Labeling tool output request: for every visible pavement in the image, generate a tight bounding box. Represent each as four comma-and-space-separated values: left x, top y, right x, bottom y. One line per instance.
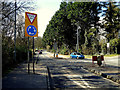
2, 60, 48, 89
50, 53, 120, 85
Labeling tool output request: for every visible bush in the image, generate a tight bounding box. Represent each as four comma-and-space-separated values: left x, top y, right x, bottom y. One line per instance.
59, 48, 69, 55
2, 44, 28, 76
46, 45, 50, 52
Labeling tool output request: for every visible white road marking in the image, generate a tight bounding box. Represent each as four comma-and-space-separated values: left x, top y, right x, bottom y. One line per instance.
61, 67, 95, 88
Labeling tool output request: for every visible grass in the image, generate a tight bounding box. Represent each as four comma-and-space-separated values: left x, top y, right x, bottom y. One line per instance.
104, 54, 119, 57
53, 51, 119, 59
84, 54, 119, 59
84, 55, 92, 59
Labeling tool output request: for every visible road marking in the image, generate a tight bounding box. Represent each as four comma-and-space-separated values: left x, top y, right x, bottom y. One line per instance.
41, 54, 95, 88
60, 67, 95, 88
67, 75, 95, 88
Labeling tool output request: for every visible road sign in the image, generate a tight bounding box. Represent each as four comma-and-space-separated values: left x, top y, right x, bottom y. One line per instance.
118, 30, 120, 38
107, 43, 110, 48
25, 12, 38, 37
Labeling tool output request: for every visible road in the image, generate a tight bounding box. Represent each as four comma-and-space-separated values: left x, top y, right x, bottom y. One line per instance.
44, 51, 120, 67
36, 51, 120, 89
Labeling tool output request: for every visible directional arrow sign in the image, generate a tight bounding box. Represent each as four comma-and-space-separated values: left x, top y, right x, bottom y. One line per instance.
25, 12, 38, 37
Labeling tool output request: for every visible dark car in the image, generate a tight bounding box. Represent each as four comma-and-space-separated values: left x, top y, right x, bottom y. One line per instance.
39, 50, 42, 54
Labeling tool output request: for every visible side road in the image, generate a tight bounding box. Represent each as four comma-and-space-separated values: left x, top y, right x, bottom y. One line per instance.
2, 60, 48, 89
47, 52, 120, 84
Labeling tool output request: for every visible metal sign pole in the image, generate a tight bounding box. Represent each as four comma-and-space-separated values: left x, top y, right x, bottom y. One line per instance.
28, 37, 30, 74
14, 0, 16, 62
33, 37, 35, 74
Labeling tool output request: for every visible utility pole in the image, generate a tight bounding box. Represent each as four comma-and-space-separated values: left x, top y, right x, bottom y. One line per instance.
75, 21, 81, 52
76, 26, 80, 52
54, 39, 56, 57
14, 0, 16, 62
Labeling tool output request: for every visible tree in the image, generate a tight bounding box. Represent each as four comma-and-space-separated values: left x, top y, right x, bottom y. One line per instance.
100, 2, 120, 54
34, 37, 43, 49
101, 2, 120, 41
42, 2, 102, 55
2, 0, 35, 74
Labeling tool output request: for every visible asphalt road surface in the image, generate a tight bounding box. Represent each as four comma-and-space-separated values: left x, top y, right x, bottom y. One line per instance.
36, 51, 120, 89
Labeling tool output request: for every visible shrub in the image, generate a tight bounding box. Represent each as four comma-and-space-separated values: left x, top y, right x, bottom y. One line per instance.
46, 45, 50, 52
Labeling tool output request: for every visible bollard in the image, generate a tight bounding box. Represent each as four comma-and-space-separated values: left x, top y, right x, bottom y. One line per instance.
97, 56, 102, 66
92, 56, 97, 64
56, 54, 58, 58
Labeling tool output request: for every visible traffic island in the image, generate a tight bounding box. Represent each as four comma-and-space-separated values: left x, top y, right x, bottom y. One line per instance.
81, 63, 120, 84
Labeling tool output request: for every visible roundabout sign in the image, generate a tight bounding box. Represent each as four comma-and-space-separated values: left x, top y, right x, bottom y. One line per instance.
27, 25, 37, 36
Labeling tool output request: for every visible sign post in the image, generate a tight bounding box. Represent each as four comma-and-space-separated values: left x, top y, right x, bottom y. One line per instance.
28, 37, 30, 74
107, 43, 110, 54
25, 12, 38, 74
54, 42, 57, 57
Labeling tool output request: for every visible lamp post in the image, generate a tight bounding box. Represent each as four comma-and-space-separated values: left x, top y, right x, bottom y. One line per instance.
77, 26, 79, 52
76, 24, 81, 52
54, 39, 56, 57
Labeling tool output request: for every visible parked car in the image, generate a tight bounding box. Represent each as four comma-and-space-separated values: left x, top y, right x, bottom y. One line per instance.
70, 52, 85, 59
35, 50, 39, 52
35, 50, 42, 54
39, 50, 42, 54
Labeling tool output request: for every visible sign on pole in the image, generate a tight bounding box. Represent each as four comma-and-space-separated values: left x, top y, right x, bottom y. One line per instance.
107, 43, 110, 48
118, 30, 120, 38
25, 12, 38, 37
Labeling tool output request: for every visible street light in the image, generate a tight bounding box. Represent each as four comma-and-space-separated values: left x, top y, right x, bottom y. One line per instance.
75, 21, 81, 52
76, 26, 81, 52
54, 39, 56, 57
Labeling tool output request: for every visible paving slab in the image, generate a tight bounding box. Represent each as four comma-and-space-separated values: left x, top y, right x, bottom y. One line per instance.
2, 62, 48, 89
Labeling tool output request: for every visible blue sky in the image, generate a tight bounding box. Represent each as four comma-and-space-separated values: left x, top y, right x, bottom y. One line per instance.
33, 0, 62, 37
